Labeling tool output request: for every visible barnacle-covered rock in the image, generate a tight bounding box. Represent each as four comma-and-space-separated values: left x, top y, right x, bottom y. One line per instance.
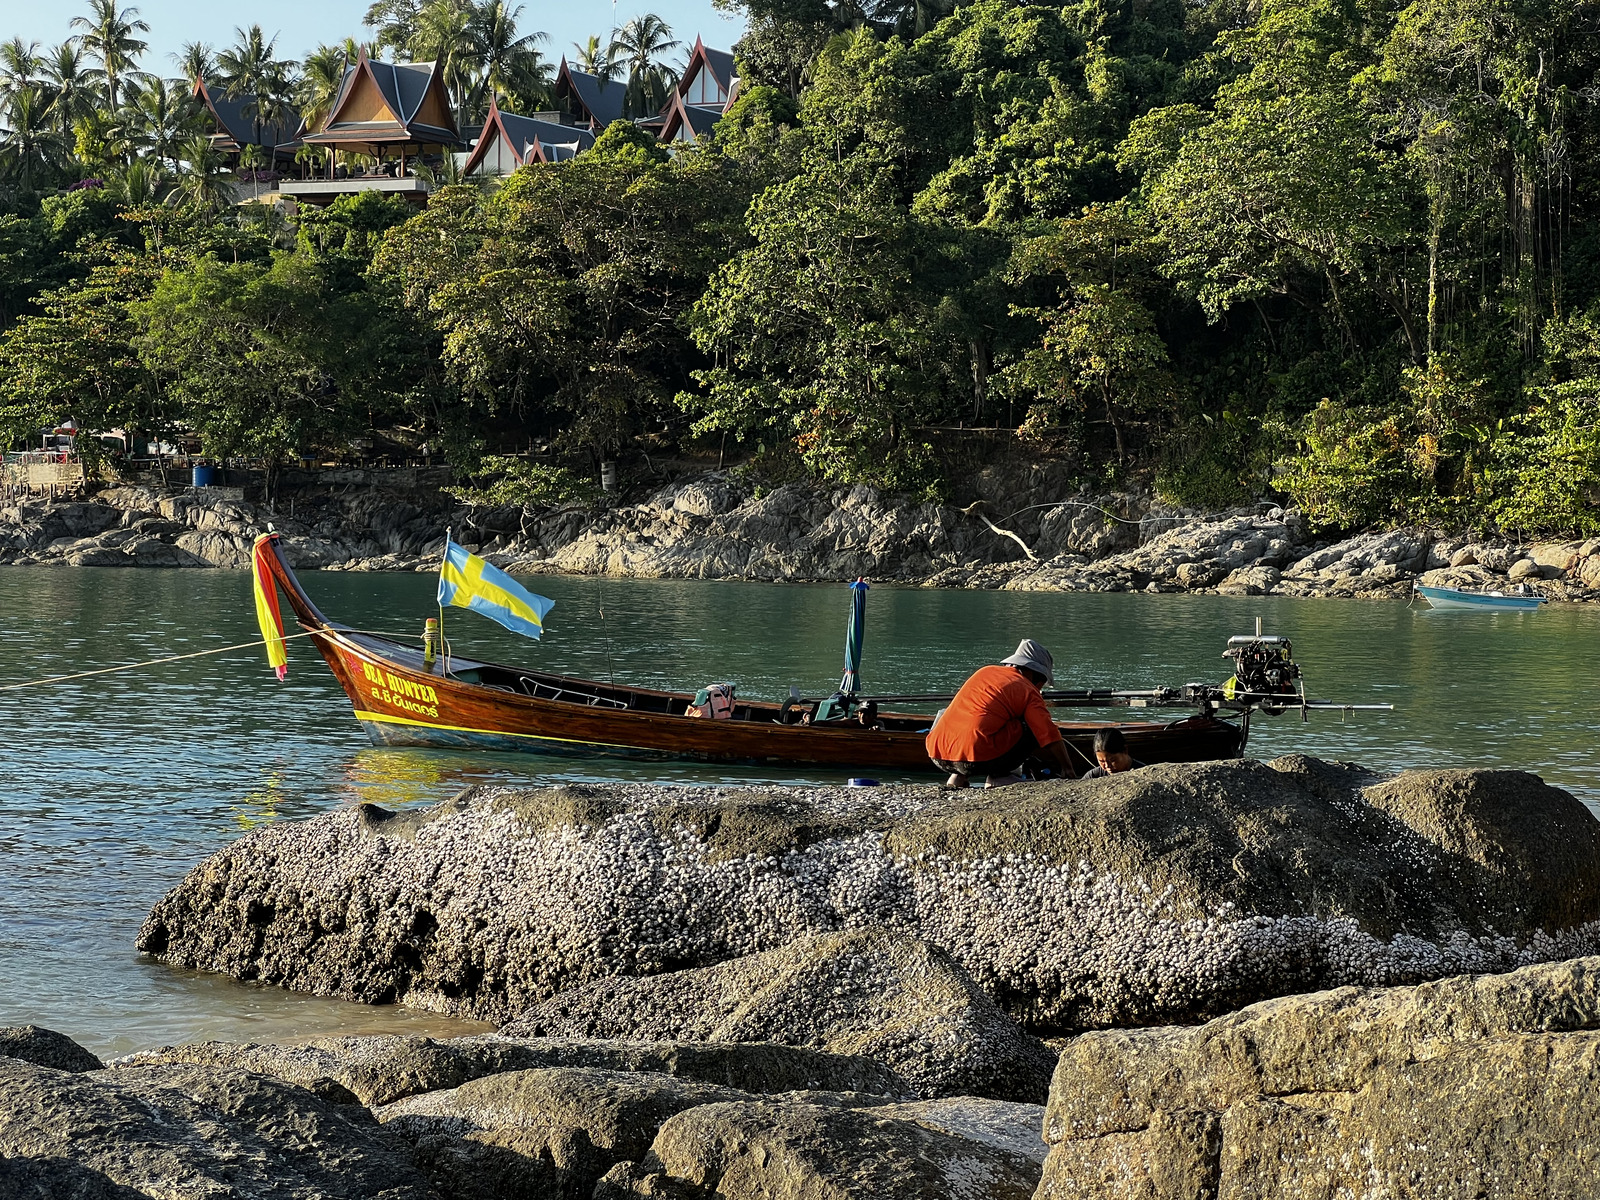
502, 928, 1055, 1102
139, 761, 1600, 1036
1039, 955, 1600, 1197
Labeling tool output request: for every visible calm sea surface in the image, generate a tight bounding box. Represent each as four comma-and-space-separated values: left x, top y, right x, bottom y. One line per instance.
2, 566, 1597, 1055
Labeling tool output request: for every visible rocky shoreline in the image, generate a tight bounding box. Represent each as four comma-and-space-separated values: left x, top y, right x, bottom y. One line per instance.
9, 759, 1600, 1196
4, 475, 1599, 601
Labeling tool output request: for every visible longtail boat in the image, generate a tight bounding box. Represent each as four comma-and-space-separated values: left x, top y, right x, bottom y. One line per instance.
251, 532, 1384, 775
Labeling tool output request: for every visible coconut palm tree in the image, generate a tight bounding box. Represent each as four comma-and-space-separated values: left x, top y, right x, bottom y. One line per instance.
168, 132, 234, 213
112, 155, 162, 204
468, 0, 550, 115
171, 41, 215, 89
216, 26, 297, 167
571, 35, 620, 82
608, 14, 679, 119
0, 86, 71, 192
42, 42, 101, 136
69, 0, 150, 114
298, 44, 347, 129
0, 39, 45, 103
123, 75, 195, 173
409, 0, 476, 119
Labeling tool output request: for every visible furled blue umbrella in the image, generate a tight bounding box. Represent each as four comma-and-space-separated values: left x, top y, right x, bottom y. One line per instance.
838, 578, 870, 698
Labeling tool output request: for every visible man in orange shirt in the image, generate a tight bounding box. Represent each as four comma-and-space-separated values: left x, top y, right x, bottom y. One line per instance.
926, 639, 1072, 788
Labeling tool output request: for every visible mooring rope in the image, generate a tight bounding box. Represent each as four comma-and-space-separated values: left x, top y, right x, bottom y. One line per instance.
0, 627, 414, 693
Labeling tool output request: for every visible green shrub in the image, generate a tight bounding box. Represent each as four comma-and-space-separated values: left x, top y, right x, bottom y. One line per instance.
447, 458, 600, 508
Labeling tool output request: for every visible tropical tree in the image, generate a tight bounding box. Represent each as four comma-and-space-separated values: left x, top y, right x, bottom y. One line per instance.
366, 0, 425, 59
123, 75, 195, 173
609, 14, 680, 118
571, 35, 619, 81
112, 156, 163, 205
468, 0, 550, 114
298, 43, 348, 132
215, 25, 298, 169
0, 86, 72, 192
167, 133, 234, 213
0, 38, 45, 101
409, 0, 477, 118
69, 0, 150, 113
171, 41, 214, 88
42, 41, 101, 136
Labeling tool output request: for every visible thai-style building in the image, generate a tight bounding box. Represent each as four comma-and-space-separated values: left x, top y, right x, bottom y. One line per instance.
287, 39, 740, 196
551, 60, 629, 132
281, 49, 463, 205
192, 77, 301, 167
461, 97, 598, 177
657, 38, 739, 144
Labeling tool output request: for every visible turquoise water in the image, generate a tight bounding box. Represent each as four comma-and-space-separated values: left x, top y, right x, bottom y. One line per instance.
2, 566, 1597, 1055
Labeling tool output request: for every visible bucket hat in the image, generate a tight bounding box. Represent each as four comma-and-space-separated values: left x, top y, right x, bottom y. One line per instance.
1001, 638, 1054, 684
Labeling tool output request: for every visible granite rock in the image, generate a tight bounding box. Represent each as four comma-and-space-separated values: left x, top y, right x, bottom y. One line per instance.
0, 1026, 103, 1072
139, 762, 1600, 1036
1038, 955, 1600, 1198
502, 927, 1055, 1102
609, 1099, 1041, 1200
109, 1033, 907, 1107
0, 1053, 432, 1199
376, 1066, 752, 1200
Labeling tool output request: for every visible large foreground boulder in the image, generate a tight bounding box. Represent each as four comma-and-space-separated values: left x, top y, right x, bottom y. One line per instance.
0, 1048, 431, 1199
376, 1066, 755, 1199
139, 761, 1600, 1032
109, 1033, 908, 1106
503, 928, 1055, 1102
1038, 955, 1600, 1197
603, 1099, 1041, 1199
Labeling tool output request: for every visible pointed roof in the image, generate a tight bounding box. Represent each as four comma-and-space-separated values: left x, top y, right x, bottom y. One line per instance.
463, 96, 597, 175
677, 37, 736, 100
657, 88, 727, 144
302, 49, 461, 147
554, 58, 627, 131
192, 77, 301, 153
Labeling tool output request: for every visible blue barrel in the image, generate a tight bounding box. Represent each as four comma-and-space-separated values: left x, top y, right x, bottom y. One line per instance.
192, 465, 219, 488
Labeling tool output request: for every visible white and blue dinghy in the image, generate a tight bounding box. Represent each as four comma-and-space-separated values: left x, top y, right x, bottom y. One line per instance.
1414, 583, 1547, 611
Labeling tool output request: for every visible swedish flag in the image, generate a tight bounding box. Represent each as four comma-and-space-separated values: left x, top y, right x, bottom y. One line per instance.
437, 538, 554, 640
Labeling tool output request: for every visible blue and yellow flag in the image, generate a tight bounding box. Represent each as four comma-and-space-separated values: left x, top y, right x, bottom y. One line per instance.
437, 538, 554, 640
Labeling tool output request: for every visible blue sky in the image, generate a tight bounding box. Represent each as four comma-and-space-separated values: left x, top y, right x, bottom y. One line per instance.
13, 0, 746, 75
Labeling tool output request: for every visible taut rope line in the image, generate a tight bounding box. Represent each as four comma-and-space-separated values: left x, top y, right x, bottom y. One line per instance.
0, 627, 410, 693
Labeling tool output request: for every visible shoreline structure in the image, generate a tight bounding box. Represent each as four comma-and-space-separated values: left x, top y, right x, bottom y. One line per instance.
5, 761, 1598, 1196
2, 472, 1597, 601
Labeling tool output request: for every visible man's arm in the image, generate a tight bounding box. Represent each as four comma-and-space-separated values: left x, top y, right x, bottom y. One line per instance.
1039, 737, 1072, 777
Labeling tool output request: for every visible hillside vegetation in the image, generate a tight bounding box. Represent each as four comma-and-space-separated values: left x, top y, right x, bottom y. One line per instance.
2, 0, 1598, 535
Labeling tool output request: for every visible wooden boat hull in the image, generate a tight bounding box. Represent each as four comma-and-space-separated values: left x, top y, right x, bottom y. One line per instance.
256, 535, 1246, 775
1415, 583, 1545, 611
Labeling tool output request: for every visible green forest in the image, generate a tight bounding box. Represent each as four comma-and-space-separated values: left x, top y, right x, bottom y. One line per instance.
1, 0, 1598, 535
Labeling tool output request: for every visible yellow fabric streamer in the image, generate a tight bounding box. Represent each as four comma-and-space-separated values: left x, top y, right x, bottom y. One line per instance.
251, 535, 289, 681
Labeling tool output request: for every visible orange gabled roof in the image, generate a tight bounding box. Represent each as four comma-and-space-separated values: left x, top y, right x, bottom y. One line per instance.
304, 48, 461, 147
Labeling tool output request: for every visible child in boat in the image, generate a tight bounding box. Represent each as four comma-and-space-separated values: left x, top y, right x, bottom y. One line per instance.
1081, 727, 1146, 778
926, 639, 1072, 789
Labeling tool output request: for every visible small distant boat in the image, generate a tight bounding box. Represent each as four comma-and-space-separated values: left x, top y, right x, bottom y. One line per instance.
1415, 583, 1546, 611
